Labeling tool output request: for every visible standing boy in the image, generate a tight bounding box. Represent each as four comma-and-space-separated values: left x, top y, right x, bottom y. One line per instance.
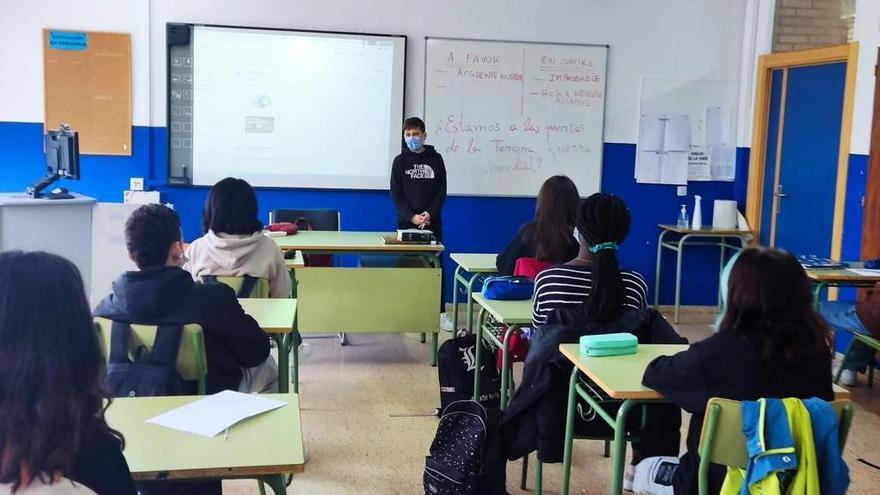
390, 117, 447, 240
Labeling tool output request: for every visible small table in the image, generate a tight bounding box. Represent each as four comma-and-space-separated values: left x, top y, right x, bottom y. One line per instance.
106, 393, 305, 495
238, 298, 297, 393
654, 225, 751, 323
450, 253, 498, 335
557, 344, 851, 495
472, 293, 532, 409
275, 231, 444, 366
804, 264, 880, 307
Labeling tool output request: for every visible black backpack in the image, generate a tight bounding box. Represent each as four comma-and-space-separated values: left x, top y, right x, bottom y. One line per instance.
201, 274, 260, 298
437, 333, 500, 411
105, 321, 186, 398
424, 400, 488, 495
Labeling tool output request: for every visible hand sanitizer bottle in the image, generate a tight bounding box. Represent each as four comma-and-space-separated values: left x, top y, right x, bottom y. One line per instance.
677, 204, 689, 229
692, 195, 703, 230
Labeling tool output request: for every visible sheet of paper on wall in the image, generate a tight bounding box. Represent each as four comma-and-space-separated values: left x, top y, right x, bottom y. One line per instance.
709, 143, 736, 181
662, 114, 691, 152
705, 105, 731, 147
638, 114, 666, 152
660, 152, 688, 185
636, 151, 662, 182
688, 145, 711, 181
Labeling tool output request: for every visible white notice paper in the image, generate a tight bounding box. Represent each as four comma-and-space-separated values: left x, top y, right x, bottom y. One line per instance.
705, 105, 731, 147
688, 145, 710, 181
662, 115, 691, 152
638, 115, 666, 152
709, 143, 736, 181
660, 152, 689, 185
146, 390, 286, 437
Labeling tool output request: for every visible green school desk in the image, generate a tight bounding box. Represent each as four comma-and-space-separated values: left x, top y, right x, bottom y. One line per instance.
274, 231, 443, 369
450, 253, 498, 335
238, 298, 297, 393
106, 393, 305, 495
557, 344, 850, 495
805, 264, 880, 308
654, 225, 751, 324
284, 250, 305, 270
471, 293, 532, 410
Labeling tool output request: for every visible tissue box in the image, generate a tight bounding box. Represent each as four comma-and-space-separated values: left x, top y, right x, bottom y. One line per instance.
579, 332, 638, 357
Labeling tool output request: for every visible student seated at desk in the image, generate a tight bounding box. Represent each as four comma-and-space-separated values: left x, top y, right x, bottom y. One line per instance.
819, 283, 880, 386
531, 192, 648, 327
643, 247, 834, 495
495, 175, 580, 276
184, 177, 291, 298
95, 204, 277, 394
0, 251, 135, 495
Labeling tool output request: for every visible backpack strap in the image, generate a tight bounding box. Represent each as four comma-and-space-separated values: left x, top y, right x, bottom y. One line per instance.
236, 275, 259, 298
109, 321, 133, 364
148, 324, 184, 368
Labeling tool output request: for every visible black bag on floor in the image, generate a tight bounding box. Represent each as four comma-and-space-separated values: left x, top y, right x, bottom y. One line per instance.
424, 401, 488, 495
437, 333, 500, 411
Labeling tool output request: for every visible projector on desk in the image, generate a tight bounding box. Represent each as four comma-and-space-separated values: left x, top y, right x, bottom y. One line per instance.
397, 229, 434, 242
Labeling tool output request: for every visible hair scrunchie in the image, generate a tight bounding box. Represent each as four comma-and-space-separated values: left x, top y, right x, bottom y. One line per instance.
589, 242, 618, 254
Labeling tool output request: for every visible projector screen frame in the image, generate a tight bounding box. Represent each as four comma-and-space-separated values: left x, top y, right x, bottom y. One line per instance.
164, 22, 408, 190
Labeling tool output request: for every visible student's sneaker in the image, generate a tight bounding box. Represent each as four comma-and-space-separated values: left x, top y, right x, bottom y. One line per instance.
839, 369, 858, 387
623, 464, 635, 491
440, 312, 455, 332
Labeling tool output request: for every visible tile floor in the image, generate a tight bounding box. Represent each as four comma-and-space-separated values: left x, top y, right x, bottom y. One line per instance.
223, 309, 880, 494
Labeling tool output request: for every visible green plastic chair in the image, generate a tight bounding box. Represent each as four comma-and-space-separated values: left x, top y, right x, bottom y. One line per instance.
835, 328, 880, 387
209, 276, 271, 298
94, 317, 208, 395
697, 398, 853, 495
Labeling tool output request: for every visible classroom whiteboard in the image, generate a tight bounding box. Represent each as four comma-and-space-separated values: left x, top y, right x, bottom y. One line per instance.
424, 38, 607, 196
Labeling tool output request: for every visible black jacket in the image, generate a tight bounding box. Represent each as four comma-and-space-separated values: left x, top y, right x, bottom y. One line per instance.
501, 308, 685, 462
390, 145, 447, 232
94, 267, 270, 394
642, 331, 834, 495
69, 426, 137, 495
495, 222, 579, 275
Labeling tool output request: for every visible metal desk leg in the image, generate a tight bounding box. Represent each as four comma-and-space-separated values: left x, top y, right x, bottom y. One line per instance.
718, 242, 726, 309
257, 475, 287, 495
654, 230, 669, 308
814, 282, 827, 311
452, 265, 463, 333
673, 234, 694, 324
560, 368, 579, 495
610, 400, 638, 495
500, 325, 518, 410
431, 331, 438, 367
274, 334, 289, 394
472, 307, 487, 401
466, 275, 482, 335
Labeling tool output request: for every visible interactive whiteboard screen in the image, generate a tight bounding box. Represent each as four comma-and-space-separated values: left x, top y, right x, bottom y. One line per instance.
169, 25, 406, 189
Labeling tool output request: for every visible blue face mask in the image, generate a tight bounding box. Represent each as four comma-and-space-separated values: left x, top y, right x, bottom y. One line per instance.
405, 135, 424, 152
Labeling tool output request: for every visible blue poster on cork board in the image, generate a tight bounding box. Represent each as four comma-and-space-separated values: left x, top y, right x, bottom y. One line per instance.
49, 31, 87, 51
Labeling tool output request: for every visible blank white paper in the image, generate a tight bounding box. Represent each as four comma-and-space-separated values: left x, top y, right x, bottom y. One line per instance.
146, 390, 286, 438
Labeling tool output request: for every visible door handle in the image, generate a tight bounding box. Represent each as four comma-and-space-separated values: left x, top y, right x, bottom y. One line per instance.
775, 184, 787, 215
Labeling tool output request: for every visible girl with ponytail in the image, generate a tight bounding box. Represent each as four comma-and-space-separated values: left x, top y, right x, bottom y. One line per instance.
531, 193, 648, 327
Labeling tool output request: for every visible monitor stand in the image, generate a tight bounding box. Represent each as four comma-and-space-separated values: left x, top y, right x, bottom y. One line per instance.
26, 172, 72, 199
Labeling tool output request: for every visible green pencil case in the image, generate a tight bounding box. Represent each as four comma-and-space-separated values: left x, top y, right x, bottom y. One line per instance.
579, 333, 638, 357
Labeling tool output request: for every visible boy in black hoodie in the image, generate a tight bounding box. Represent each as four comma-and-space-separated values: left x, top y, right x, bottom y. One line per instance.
390, 117, 447, 240
94, 204, 274, 395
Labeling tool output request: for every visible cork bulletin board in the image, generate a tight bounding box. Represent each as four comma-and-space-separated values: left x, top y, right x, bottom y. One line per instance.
43, 29, 132, 156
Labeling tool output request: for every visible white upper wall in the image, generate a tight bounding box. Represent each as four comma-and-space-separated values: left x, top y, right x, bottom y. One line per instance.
2, 0, 747, 145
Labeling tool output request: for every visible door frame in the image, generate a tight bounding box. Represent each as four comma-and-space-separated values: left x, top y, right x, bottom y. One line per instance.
746, 43, 859, 261
862, 47, 880, 260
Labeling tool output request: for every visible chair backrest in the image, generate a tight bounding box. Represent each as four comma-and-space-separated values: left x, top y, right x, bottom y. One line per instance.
207, 275, 270, 298
94, 317, 208, 395
270, 209, 340, 231
697, 397, 853, 494
513, 257, 553, 280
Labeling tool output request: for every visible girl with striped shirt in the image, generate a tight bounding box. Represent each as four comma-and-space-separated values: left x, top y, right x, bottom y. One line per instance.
531, 192, 648, 327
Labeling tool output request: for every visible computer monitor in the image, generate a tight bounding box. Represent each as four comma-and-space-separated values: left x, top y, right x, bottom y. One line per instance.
45, 126, 80, 180
27, 124, 80, 199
